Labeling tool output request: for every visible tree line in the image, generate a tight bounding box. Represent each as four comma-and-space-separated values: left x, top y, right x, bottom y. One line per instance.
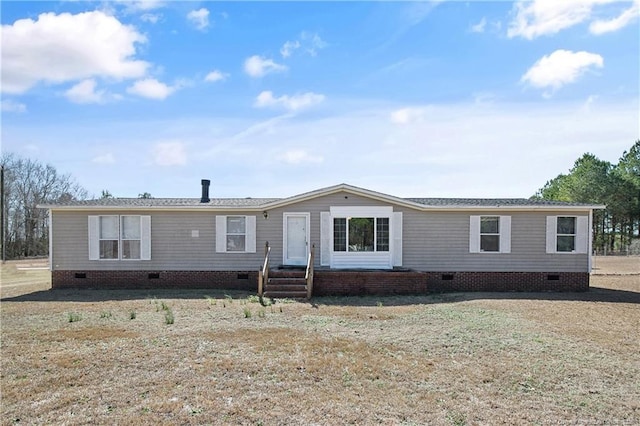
1, 153, 154, 260
1, 154, 88, 259
534, 140, 640, 254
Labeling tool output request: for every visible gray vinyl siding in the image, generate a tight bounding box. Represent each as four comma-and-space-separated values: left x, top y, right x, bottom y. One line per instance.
398, 209, 589, 272
50, 191, 590, 273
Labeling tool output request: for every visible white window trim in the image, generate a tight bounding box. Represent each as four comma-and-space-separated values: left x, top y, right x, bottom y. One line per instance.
322, 206, 400, 269
470, 215, 511, 254
215, 215, 256, 253
546, 216, 588, 254
332, 217, 391, 253
89, 215, 151, 261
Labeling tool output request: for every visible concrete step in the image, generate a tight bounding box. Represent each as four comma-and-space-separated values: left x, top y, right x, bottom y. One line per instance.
263, 290, 309, 299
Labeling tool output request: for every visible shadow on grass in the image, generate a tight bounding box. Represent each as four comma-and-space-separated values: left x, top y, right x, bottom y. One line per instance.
2, 286, 638, 305
1, 288, 254, 303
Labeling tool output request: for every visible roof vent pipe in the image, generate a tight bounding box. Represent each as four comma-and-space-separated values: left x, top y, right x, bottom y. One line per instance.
201, 179, 210, 203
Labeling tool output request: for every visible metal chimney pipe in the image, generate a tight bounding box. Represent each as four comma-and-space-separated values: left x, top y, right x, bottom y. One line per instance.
200, 179, 210, 203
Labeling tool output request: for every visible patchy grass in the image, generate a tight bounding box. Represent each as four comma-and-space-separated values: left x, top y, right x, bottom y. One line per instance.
1, 257, 639, 424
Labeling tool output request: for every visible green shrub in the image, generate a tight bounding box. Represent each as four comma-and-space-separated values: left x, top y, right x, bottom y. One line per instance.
164, 308, 174, 325
243, 307, 252, 318
67, 312, 81, 323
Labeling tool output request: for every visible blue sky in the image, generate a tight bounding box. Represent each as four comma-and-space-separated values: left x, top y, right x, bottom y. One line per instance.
2, 0, 639, 199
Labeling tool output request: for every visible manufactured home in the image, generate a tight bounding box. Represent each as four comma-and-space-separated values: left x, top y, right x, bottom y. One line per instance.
41, 181, 603, 296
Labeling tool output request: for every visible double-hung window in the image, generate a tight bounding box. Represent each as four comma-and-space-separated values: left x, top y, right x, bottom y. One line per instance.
556, 217, 576, 252
480, 216, 500, 252
121, 216, 142, 259
215, 215, 256, 253
226, 216, 246, 252
333, 217, 390, 252
470, 216, 511, 253
546, 216, 588, 254
89, 215, 151, 260
99, 216, 119, 259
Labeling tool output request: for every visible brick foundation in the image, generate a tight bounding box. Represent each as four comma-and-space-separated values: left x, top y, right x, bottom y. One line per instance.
52, 269, 589, 294
313, 271, 589, 295
52, 270, 257, 291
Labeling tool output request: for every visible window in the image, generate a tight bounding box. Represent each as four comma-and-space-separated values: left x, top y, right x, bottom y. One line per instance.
470, 215, 511, 254
121, 216, 141, 259
546, 216, 588, 254
333, 218, 346, 251
226, 216, 246, 252
480, 216, 500, 252
556, 217, 576, 252
99, 216, 119, 259
89, 215, 151, 261
333, 217, 389, 252
215, 215, 256, 253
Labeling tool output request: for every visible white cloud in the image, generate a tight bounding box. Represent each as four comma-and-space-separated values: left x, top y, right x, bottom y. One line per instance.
254, 91, 325, 112
140, 13, 161, 24
1, 11, 149, 94
507, 0, 608, 39
280, 40, 300, 58
279, 149, 324, 165
64, 79, 108, 104
390, 107, 427, 125
280, 32, 327, 58
521, 49, 604, 94
470, 17, 487, 33
590, 0, 640, 34
152, 142, 187, 166
243, 55, 287, 78
1, 99, 27, 113
187, 8, 210, 31
92, 153, 116, 164
116, 0, 165, 12
204, 70, 228, 82
126, 78, 176, 100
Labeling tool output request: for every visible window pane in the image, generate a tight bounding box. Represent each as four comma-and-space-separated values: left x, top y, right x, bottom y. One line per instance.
122, 240, 141, 259
557, 217, 576, 235
480, 217, 499, 234
122, 216, 141, 239
99, 240, 118, 259
376, 218, 389, 252
100, 216, 118, 239
227, 235, 246, 251
333, 218, 346, 252
349, 218, 374, 252
481, 235, 500, 252
557, 236, 575, 252
227, 216, 246, 234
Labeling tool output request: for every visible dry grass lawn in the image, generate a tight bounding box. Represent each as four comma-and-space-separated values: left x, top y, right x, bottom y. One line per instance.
1, 258, 639, 425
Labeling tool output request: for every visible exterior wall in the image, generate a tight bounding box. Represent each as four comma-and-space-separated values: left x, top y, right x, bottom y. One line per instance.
50, 191, 591, 274
52, 269, 589, 293
398, 209, 590, 273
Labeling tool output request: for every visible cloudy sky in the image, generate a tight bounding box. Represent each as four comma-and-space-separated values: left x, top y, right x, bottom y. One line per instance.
1, 0, 638, 199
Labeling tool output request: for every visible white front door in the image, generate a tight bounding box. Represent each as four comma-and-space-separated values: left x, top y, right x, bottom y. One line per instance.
283, 213, 310, 266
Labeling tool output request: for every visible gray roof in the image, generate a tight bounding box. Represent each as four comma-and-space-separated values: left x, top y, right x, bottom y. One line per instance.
51, 197, 280, 208
40, 184, 602, 210
405, 198, 595, 207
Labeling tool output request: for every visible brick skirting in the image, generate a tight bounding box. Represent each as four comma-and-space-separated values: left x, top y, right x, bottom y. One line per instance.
52, 270, 257, 291
313, 271, 589, 295
52, 269, 589, 294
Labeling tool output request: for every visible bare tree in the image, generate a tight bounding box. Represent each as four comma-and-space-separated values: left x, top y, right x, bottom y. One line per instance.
1, 154, 88, 259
